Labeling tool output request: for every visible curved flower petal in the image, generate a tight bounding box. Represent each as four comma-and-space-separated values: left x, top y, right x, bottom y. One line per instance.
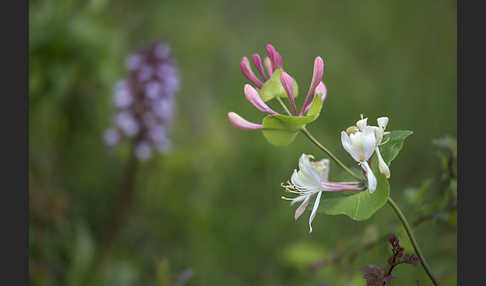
227, 112, 263, 131
309, 191, 322, 233
361, 127, 377, 160
298, 154, 322, 186
311, 158, 330, 182
341, 131, 361, 162
356, 118, 368, 131
377, 117, 389, 130
361, 161, 377, 193
376, 146, 390, 178
295, 195, 311, 220
244, 84, 278, 115
349, 128, 376, 161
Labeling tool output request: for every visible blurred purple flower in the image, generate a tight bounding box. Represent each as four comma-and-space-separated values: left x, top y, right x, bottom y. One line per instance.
104, 41, 179, 161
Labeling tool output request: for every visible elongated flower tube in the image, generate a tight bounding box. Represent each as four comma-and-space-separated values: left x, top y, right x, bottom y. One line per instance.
300, 57, 324, 115
282, 154, 362, 233
227, 112, 263, 131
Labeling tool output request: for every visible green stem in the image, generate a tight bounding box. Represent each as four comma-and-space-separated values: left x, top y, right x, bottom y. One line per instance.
387, 197, 440, 286
275, 96, 292, 116
300, 127, 361, 180
274, 96, 360, 181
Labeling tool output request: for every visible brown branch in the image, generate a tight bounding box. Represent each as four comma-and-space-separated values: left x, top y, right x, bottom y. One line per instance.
100, 146, 139, 260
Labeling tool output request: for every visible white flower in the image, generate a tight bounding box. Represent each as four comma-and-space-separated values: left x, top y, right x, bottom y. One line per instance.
282, 154, 361, 233
341, 116, 391, 193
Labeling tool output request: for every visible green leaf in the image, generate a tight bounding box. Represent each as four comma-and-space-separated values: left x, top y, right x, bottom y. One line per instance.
258, 69, 299, 102
317, 155, 390, 221
380, 130, 413, 165
305, 93, 323, 119
262, 114, 315, 146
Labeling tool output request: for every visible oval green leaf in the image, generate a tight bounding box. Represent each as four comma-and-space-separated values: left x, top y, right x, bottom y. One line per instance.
262, 114, 315, 146
380, 130, 413, 165
317, 156, 390, 221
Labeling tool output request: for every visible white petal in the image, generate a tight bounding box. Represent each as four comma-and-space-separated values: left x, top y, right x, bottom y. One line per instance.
308, 191, 323, 233
376, 147, 390, 178
297, 154, 322, 189
289, 194, 307, 205
341, 131, 360, 162
295, 195, 311, 220
361, 161, 377, 193
356, 118, 368, 131
291, 169, 320, 192
312, 158, 330, 182
377, 117, 389, 130
361, 127, 377, 160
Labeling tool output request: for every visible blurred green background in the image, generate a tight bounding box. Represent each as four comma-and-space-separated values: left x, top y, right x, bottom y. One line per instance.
29, 0, 456, 285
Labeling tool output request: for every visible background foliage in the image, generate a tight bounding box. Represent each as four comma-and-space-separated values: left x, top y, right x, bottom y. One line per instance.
29, 0, 457, 285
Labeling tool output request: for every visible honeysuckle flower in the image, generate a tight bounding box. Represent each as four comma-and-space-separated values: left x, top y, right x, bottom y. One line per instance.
104, 41, 179, 161
356, 116, 391, 179
341, 116, 391, 192
282, 154, 362, 233
228, 47, 327, 131
341, 120, 378, 193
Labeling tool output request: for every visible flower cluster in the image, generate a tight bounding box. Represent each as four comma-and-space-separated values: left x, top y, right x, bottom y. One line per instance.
341, 116, 390, 193
104, 41, 179, 161
228, 44, 327, 130
240, 44, 283, 89
282, 154, 363, 233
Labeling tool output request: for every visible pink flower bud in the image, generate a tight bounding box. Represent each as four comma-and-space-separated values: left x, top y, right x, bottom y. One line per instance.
252, 53, 267, 81
280, 72, 298, 115
300, 56, 324, 115
303, 81, 327, 114
240, 57, 263, 88
265, 44, 279, 72
244, 84, 278, 115
227, 112, 263, 131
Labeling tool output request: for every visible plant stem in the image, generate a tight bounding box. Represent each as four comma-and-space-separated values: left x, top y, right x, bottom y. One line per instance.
275, 96, 292, 116
101, 145, 139, 260
274, 96, 360, 181
300, 127, 361, 180
387, 197, 440, 286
